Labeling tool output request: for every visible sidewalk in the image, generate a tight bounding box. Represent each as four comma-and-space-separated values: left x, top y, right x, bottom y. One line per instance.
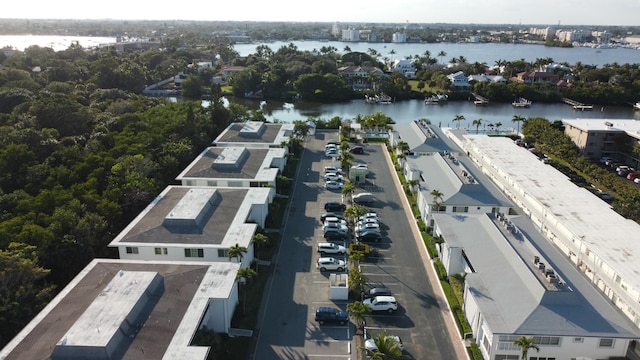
381, 143, 470, 360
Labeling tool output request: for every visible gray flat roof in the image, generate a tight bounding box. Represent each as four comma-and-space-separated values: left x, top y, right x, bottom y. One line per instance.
435, 213, 640, 338
408, 152, 511, 207
176, 146, 283, 182
214, 121, 293, 145
462, 135, 640, 300
110, 186, 269, 248
0, 259, 239, 360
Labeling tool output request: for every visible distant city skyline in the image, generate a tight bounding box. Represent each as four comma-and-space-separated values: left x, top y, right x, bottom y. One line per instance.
2, 0, 638, 27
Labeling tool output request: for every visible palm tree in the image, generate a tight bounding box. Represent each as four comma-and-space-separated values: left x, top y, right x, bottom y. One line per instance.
472, 118, 483, 134
342, 181, 356, 198
236, 267, 257, 315
430, 189, 444, 212
407, 179, 419, 194
228, 243, 247, 263
367, 330, 403, 360
346, 300, 371, 330
349, 252, 365, 267
513, 336, 539, 360
452, 114, 466, 129
495, 121, 503, 134
512, 114, 526, 135
251, 233, 270, 261
437, 50, 447, 65
396, 141, 410, 155
345, 204, 367, 225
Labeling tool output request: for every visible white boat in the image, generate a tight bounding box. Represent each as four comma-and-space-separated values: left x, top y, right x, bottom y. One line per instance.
365, 94, 392, 104
512, 97, 532, 108
634, 101, 640, 110
425, 96, 439, 105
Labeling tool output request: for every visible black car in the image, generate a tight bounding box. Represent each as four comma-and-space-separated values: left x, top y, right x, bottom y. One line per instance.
320, 212, 345, 222
324, 201, 347, 212
324, 229, 349, 240
315, 307, 348, 325
367, 287, 392, 298
357, 231, 382, 243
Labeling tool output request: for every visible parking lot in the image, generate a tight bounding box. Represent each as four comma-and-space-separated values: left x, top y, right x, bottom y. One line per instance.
251, 130, 461, 359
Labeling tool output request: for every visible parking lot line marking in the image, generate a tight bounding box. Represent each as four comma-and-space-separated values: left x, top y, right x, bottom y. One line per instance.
363, 326, 413, 331
311, 301, 349, 305
307, 355, 351, 358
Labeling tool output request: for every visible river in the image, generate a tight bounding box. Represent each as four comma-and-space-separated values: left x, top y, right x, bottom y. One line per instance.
222, 97, 640, 127
234, 40, 640, 68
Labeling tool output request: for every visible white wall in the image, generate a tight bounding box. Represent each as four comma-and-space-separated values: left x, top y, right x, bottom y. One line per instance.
117, 245, 255, 267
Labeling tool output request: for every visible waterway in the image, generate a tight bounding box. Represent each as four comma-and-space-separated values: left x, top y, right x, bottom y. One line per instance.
225, 97, 640, 127
234, 40, 640, 68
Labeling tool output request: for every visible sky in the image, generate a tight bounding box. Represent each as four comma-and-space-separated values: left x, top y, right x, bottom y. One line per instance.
2, 0, 639, 26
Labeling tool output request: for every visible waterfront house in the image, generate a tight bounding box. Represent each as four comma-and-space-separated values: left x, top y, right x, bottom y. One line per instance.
446, 71, 472, 90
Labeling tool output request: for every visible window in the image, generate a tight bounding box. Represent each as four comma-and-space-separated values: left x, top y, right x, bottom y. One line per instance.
494, 355, 518, 360
125, 247, 139, 254
532, 336, 560, 346
155, 247, 168, 255
573, 337, 583, 343
185, 248, 204, 258
452, 206, 469, 213
218, 249, 229, 258
599, 338, 614, 348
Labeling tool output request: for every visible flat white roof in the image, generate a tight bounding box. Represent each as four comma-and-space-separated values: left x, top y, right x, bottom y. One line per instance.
463, 134, 640, 295
562, 118, 640, 135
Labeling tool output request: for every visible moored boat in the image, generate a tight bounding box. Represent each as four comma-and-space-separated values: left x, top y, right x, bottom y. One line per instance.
512, 97, 532, 108
425, 95, 439, 105
634, 101, 640, 110
365, 94, 393, 104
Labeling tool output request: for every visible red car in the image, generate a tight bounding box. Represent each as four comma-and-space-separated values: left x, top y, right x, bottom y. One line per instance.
350, 146, 364, 154
627, 172, 640, 180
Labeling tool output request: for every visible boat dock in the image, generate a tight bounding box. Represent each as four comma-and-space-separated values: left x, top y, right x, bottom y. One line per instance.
563, 98, 593, 111
472, 93, 489, 106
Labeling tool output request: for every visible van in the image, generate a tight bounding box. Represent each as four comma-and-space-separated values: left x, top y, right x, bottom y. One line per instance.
353, 192, 375, 204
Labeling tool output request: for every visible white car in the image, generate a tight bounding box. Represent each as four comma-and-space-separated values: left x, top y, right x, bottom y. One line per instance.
317, 242, 347, 255
360, 212, 379, 220
324, 173, 344, 182
363, 296, 398, 312
356, 222, 380, 232
316, 257, 346, 271
357, 217, 379, 225
364, 335, 404, 352
324, 217, 347, 226
325, 181, 344, 190
322, 223, 349, 233
324, 166, 342, 174
352, 163, 368, 169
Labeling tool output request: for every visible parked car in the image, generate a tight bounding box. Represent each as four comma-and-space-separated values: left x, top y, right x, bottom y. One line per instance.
355, 222, 380, 233
357, 218, 379, 226
363, 295, 398, 312
635, 177, 640, 184
350, 146, 364, 154
364, 335, 404, 352
366, 287, 392, 298
320, 212, 345, 222
324, 166, 342, 174
359, 212, 379, 221
323, 223, 349, 233
317, 242, 347, 255
627, 172, 640, 180
356, 231, 382, 243
316, 257, 346, 271
324, 202, 346, 212
324, 230, 349, 240
353, 192, 376, 204
315, 307, 348, 325
324, 217, 347, 226
324, 173, 344, 182
352, 163, 368, 169
325, 180, 344, 190
326, 140, 340, 146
